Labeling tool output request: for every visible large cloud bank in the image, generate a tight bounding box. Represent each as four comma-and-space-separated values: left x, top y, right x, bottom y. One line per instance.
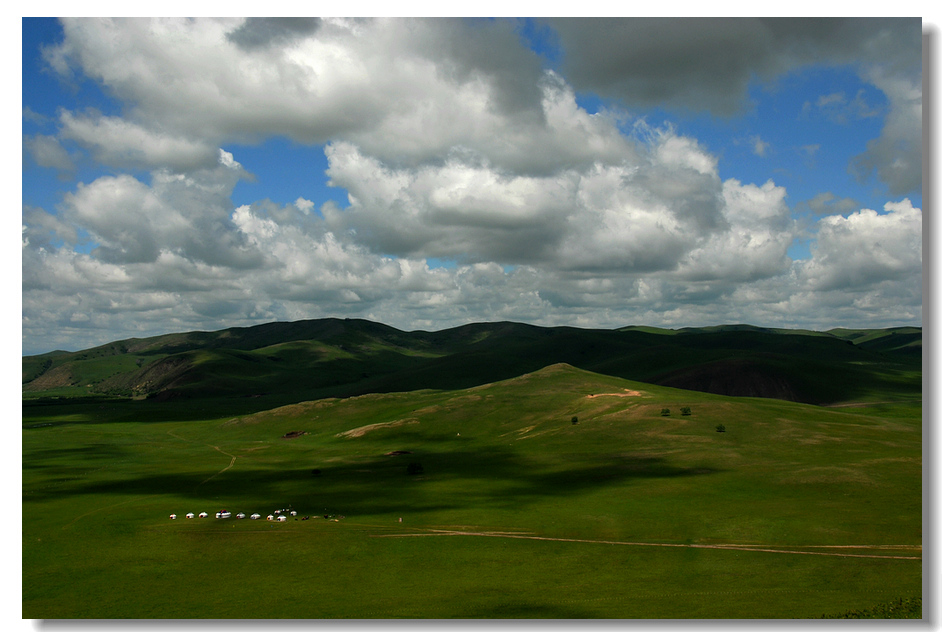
22, 18, 922, 354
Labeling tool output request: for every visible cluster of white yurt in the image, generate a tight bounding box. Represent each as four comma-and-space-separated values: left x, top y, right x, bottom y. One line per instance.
172, 506, 301, 521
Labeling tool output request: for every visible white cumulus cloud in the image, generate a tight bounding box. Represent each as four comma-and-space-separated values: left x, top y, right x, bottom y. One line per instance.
799, 198, 922, 291
20, 17, 924, 354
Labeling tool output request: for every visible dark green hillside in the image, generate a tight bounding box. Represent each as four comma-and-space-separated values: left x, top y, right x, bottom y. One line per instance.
828, 327, 922, 356
23, 318, 921, 410
339, 324, 920, 405
23, 318, 446, 403
22, 350, 71, 383
639, 329, 919, 404
619, 325, 679, 335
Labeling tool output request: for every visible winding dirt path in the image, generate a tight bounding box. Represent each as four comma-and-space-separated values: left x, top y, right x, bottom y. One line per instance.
62, 496, 156, 529
372, 529, 920, 560
823, 400, 923, 410
198, 445, 238, 486
166, 430, 237, 486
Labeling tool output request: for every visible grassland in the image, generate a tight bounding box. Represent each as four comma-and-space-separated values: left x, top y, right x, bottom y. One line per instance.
22, 363, 921, 618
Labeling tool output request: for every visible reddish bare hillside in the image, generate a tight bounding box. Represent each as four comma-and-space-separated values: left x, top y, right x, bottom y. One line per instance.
22, 364, 76, 391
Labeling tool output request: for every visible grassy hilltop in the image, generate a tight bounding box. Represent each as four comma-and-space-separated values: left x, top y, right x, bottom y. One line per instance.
22, 321, 922, 618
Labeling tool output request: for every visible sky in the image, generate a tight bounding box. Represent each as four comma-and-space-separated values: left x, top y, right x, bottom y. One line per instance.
20, 16, 928, 356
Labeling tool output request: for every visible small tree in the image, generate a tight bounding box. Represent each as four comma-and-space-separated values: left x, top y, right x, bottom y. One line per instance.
661, 408, 671, 417
571, 416, 579, 425
406, 462, 424, 475
680, 406, 692, 416
716, 424, 726, 433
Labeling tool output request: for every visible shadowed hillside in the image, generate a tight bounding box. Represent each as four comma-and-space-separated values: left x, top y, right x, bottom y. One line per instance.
23, 318, 921, 410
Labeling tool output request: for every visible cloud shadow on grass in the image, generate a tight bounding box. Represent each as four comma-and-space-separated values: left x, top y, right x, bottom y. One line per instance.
23, 444, 723, 519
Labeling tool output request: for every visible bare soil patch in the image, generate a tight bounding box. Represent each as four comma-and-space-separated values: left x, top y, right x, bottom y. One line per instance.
586, 389, 643, 399
338, 418, 419, 439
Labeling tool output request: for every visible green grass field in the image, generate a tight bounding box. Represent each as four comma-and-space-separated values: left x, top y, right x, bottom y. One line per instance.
22, 364, 921, 618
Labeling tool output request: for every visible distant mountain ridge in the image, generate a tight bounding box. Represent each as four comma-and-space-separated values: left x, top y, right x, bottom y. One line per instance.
22, 318, 921, 407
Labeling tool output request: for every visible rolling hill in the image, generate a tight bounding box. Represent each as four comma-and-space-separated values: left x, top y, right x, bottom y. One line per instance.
23, 318, 921, 410
22, 362, 922, 617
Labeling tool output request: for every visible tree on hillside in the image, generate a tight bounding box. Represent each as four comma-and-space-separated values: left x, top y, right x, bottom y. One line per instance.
571, 416, 579, 425
681, 407, 692, 416
661, 408, 670, 416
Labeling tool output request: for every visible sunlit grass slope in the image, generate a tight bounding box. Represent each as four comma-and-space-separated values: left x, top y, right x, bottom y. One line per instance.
23, 364, 921, 618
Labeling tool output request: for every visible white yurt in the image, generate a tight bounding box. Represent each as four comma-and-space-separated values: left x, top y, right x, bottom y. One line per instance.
236, 512, 246, 519
277, 515, 287, 522
267, 514, 274, 521
250, 513, 261, 520
199, 512, 208, 518
290, 511, 297, 516
186, 513, 194, 519
170, 514, 177, 519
